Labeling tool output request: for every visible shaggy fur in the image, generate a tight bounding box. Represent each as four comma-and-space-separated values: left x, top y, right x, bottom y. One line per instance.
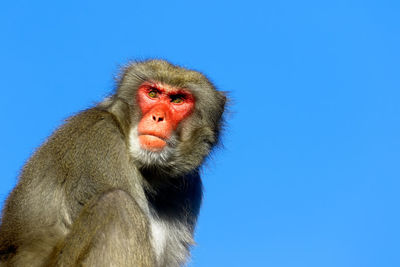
0, 60, 226, 267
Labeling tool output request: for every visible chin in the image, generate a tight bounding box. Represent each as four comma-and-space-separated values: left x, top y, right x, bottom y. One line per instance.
129, 126, 177, 168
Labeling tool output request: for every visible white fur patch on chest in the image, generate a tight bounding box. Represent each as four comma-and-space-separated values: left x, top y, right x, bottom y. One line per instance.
149, 217, 169, 260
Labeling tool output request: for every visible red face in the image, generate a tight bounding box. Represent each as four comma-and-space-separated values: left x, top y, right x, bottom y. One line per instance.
137, 82, 195, 151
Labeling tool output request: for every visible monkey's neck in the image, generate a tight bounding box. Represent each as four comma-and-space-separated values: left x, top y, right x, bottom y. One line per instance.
140, 168, 202, 227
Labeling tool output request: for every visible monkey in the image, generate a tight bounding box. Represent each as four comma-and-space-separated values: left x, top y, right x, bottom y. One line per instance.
0, 60, 226, 267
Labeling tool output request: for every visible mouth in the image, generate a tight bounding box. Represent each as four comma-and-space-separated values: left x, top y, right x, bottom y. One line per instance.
138, 134, 167, 151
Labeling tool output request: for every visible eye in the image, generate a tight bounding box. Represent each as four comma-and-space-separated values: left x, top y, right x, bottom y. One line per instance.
148, 89, 159, 98
170, 94, 185, 104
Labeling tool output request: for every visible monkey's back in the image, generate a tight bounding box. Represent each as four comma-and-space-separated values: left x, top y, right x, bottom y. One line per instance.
0, 108, 136, 263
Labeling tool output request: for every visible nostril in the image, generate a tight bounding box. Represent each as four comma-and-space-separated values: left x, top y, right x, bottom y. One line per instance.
152, 115, 164, 122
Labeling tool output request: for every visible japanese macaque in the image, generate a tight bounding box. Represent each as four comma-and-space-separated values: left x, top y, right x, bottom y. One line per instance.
0, 60, 226, 267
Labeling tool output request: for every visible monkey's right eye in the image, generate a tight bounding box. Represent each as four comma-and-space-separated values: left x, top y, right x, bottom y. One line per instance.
148, 89, 159, 98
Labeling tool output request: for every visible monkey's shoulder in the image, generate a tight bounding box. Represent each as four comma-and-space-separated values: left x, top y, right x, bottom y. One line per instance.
61, 107, 125, 139
22, 108, 129, 183
44, 108, 125, 150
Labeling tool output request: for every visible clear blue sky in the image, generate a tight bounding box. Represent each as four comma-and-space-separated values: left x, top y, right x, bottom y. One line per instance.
1, 1, 400, 266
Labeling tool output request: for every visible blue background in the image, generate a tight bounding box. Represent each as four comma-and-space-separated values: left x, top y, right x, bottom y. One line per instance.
1, 1, 399, 266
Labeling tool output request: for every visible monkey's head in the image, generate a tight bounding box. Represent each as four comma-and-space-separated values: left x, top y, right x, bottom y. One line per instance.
101, 60, 226, 176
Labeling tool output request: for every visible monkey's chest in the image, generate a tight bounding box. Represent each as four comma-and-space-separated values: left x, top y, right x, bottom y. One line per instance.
149, 218, 169, 259
148, 214, 193, 266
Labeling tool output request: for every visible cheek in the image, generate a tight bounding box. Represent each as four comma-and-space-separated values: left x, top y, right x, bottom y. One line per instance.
137, 92, 154, 115
169, 103, 195, 127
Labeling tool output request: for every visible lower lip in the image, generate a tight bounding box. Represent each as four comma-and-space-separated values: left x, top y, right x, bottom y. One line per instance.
138, 135, 167, 151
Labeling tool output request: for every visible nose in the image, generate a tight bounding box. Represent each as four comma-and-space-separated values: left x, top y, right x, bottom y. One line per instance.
152, 114, 164, 122
151, 109, 166, 122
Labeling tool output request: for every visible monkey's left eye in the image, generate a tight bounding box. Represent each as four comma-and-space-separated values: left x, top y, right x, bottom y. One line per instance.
148, 89, 159, 98
170, 95, 185, 104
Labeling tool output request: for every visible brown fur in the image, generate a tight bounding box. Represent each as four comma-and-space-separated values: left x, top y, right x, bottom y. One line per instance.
0, 60, 226, 267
